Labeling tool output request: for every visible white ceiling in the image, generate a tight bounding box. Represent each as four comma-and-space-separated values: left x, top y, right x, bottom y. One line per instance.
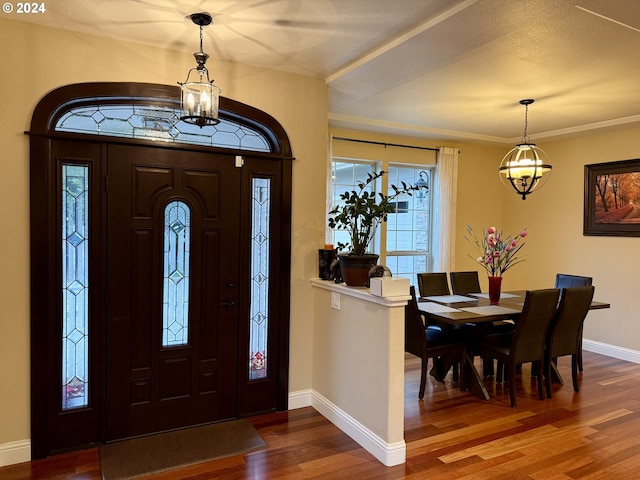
14, 0, 640, 144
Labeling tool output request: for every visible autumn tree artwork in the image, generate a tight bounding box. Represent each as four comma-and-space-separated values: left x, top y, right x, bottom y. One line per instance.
594, 171, 640, 224
585, 159, 640, 237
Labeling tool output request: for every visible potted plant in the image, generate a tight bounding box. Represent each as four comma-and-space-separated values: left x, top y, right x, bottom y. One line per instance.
328, 170, 426, 286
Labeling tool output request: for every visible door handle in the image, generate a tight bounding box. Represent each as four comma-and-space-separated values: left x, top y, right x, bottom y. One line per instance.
219, 299, 236, 309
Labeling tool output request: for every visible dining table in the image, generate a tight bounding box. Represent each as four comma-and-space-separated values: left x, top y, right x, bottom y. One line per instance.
417, 290, 610, 400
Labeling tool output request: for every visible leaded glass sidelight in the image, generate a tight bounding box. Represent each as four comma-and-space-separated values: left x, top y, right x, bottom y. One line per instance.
62, 165, 90, 410
249, 178, 271, 380
163, 201, 191, 346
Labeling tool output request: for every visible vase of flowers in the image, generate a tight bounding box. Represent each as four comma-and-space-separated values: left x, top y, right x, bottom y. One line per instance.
465, 225, 528, 305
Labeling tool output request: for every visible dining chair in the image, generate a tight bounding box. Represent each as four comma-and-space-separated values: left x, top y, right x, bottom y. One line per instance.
416, 272, 450, 297
554, 274, 593, 289
416, 272, 451, 329
544, 286, 595, 398
449, 271, 482, 295
450, 270, 513, 377
554, 273, 593, 372
405, 286, 467, 399
474, 288, 561, 407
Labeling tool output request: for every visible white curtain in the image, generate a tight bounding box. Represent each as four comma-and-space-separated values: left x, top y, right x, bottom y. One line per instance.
431, 146, 459, 272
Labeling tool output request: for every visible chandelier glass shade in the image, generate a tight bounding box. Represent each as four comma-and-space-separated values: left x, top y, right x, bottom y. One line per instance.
179, 13, 221, 128
499, 99, 552, 200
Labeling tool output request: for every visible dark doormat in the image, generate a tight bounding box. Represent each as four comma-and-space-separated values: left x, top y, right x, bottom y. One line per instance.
100, 419, 266, 480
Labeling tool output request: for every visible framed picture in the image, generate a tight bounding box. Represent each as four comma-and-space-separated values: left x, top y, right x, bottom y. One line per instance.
584, 158, 640, 236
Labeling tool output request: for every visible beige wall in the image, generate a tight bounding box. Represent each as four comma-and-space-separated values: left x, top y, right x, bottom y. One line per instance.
454, 140, 510, 279
0, 17, 327, 446
457, 129, 639, 351
330, 128, 439, 165
312, 281, 406, 465
499, 127, 640, 350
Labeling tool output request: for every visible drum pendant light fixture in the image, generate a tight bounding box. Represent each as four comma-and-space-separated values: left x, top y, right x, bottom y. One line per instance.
178, 13, 221, 128
499, 99, 552, 200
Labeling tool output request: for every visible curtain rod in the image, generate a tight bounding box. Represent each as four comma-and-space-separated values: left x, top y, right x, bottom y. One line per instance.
332, 136, 439, 152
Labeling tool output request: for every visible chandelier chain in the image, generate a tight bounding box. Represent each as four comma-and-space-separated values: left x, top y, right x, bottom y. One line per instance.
522, 103, 530, 144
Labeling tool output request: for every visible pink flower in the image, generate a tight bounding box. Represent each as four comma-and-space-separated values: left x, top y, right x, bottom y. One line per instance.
465, 224, 528, 277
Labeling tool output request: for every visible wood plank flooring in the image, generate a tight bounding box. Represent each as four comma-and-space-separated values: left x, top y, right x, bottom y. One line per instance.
3, 351, 640, 479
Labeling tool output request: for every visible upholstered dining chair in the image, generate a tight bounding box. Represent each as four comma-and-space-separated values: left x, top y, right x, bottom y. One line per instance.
416, 272, 450, 297
554, 274, 593, 372
450, 270, 513, 377
474, 288, 561, 407
416, 272, 451, 329
449, 271, 482, 295
545, 286, 595, 398
405, 286, 467, 399
555, 274, 593, 289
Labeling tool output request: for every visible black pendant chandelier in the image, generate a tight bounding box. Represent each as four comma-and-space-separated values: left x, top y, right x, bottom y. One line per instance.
178, 13, 221, 128
498, 99, 552, 200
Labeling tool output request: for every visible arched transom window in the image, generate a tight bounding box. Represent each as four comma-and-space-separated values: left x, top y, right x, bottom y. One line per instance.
55, 104, 271, 152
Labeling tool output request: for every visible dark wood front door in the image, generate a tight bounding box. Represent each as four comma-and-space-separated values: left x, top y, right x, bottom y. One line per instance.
31, 83, 293, 458
105, 144, 241, 440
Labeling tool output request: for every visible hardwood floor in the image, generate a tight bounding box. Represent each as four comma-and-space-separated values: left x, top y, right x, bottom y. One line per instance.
3, 351, 640, 479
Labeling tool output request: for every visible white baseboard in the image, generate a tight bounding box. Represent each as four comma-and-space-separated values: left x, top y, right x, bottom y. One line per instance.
0, 440, 30, 467
290, 388, 406, 466
583, 339, 640, 364
288, 388, 313, 409
310, 391, 406, 467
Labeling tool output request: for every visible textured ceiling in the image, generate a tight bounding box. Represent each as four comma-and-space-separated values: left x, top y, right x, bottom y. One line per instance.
12, 0, 640, 144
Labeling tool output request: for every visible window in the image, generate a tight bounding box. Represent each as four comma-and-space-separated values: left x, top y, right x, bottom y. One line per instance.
162, 201, 191, 347
329, 158, 434, 284
329, 159, 377, 251
249, 178, 271, 380
62, 164, 89, 410
385, 165, 432, 283
55, 104, 271, 152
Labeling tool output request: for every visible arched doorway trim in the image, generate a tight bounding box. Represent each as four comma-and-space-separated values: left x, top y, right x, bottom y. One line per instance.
29, 82, 293, 159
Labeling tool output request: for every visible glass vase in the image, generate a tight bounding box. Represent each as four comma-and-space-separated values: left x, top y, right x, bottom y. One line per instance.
488, 275, 502, 305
